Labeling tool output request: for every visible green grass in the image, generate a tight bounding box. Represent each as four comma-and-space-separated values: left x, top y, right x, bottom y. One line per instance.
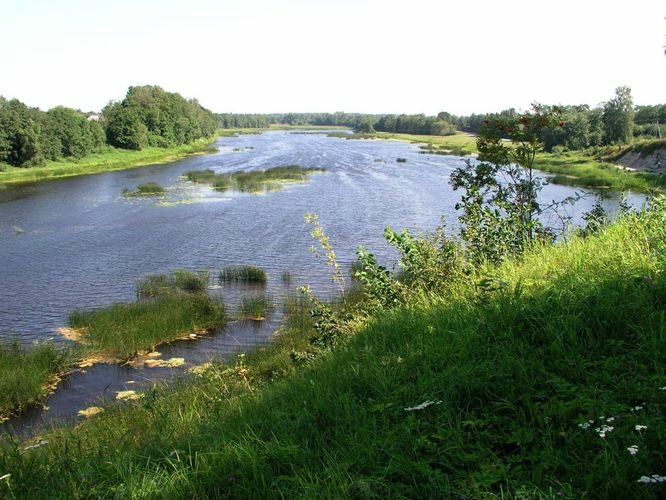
535, 151, 666, 192
0, 341, 71, 419
2, 201, 663, 497
136, 269, 210, 298
69, 294, 225, 359
122, 182, 166, 197
219, 265, 267, 284
185, 165, 325, 193
0, 135, 220, 186
237, 296, 274, 320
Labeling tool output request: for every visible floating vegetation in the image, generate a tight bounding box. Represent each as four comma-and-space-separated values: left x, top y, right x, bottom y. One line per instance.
78, 406, 104, 418
396, 158, 407, 163
238, 296, 274, 321
219, 265, 267, 284
232, 146, 255, 152
69, 294, 226, 359
184, 165, 324, 193
115, 390, 142, 401
122, 182, 165, 197
136, 269, 210, 298
144, 357, 185, 368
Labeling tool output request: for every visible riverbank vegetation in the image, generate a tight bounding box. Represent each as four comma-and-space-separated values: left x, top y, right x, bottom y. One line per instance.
0, 135, 218, 186
0, 195, 663, 497
0, 85, 219, 184
0, 342, 71, 420
185, 165, 324, 193
69, 294, 225, 360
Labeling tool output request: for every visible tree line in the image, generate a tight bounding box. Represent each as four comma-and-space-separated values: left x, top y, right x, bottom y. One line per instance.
0, 86, 217, 167
217, 86, 663, 149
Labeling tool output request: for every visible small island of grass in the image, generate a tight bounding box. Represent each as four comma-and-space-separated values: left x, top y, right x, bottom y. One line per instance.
184, 165, 324, 193
219, 265, 267, 284
122, 182, 166, 197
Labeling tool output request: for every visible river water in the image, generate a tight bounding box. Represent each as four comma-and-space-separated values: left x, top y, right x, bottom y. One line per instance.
0, 131, 642, 434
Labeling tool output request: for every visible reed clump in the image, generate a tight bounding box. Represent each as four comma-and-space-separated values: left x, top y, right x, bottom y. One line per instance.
219, 265, 267, 284
69, 294, 225, 359
122, 182, 166, 197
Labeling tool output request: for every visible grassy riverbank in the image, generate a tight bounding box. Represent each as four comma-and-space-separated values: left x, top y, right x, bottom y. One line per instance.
0, 135, 220, 186
535, 151, 666, 192
0, 342, 71, 421
1, 201, 664, 498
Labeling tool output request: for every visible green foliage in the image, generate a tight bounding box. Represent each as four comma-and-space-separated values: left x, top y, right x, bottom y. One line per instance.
103, 86, 217, 150
603, 86, 635, 145
0, 98, 41, 166
69, 294, 225, 359
305, 213, 345, 292
0, 341, 70, 418
451, 104, 559, 264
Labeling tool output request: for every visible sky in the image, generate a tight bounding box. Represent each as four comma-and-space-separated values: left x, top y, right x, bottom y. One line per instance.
1, 0, 664, 115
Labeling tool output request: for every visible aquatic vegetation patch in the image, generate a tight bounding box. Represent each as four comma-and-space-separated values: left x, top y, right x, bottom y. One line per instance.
69, 294, 226, 359
136, 269, 210, 298
219, 265, 267, 284
184, 165, 324, 193
122, 182, 165, 197
0, 341, 71, 419
237, 295, 274, 320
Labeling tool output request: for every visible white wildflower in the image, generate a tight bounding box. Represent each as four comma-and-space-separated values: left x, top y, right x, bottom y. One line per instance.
627, 445, 639, 455
635, 425, 648, 432
660, 386, 666, 391
633, 406, 644, 411
594, 424, 614, 438
23, 439, 48, 451
404, 400, 442, 412
0, 474, 10, 481
606, 416, 616, 423
637, 475, 666, 484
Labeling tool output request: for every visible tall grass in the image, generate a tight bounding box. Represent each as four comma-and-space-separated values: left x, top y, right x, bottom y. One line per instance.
185, 165, 324, 193
219, 265, 267, 284
536, 151, 666, 192
69, 294, 225, 359
1, 205, 664, 497
0, 341, 71, 418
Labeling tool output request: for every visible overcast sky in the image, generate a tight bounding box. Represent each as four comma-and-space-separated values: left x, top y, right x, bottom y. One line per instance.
1, 0, 664, 115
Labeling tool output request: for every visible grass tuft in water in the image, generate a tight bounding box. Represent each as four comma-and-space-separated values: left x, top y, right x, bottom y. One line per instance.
136, 270, 210, 298
0, 341, 71, 418
122, 182, 166, 197
237, 296, 274, 320
281, 271, 292, 284
69, 294, 225, 359
219, 265, 267, 284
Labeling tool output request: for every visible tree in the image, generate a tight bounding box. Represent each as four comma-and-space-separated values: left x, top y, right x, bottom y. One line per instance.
103, 102, 148, 150
602, 86, 634, 144
450, 104, 561, 264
